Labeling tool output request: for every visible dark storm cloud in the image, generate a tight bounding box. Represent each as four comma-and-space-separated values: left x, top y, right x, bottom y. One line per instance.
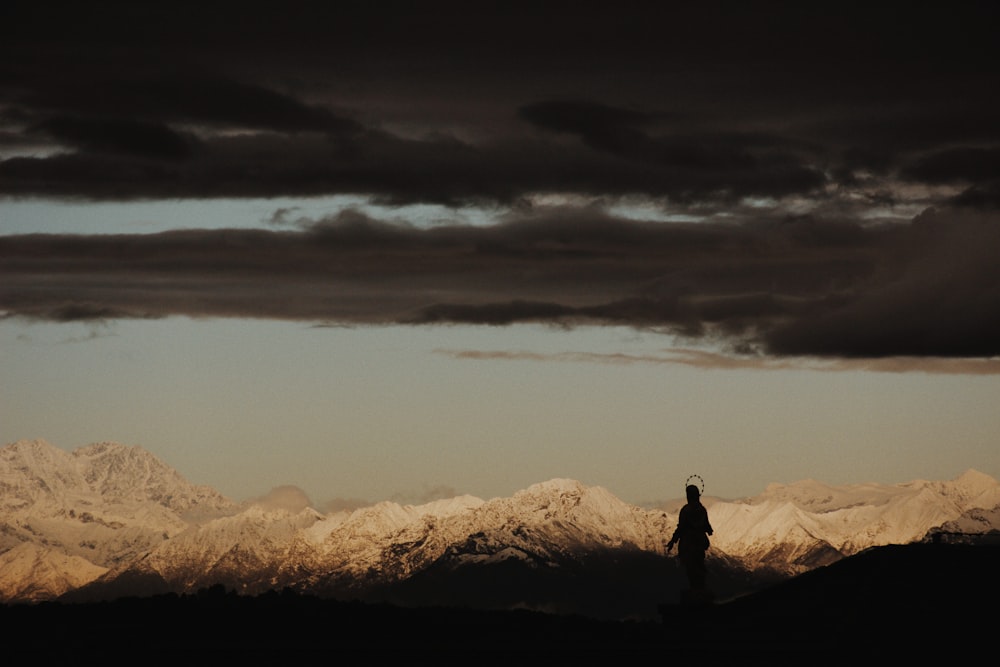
6, 73, 360, 136
518, 100, 826, 200
2, 2, 997, 205
761, 208, 1000, 358
0, 118, 825, 204
31, 117, 199, 160
901, 148, 1000, 185
3, 206, 999, 358
1, 90, 825, 203
948, 181, 1000, 210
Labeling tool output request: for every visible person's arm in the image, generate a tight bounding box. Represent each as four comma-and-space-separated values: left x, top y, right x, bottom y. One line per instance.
666, 507, 687, 550
667, 526, 679, 551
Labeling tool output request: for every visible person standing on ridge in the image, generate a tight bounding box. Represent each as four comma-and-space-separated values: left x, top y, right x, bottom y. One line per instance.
666, 483, 714, 599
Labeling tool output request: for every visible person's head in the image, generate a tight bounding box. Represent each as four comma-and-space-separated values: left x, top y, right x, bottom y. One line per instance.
686, 484, 700, 502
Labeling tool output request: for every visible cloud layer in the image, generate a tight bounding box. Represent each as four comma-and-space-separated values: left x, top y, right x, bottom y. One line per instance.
2, 2, 999, 360
4, 205, 998, 358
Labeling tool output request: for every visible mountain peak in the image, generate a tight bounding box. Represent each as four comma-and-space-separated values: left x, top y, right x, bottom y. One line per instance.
1, 438, 235, 515
945, 468, 1000, 505
2, 438, 72, 466
953, 468, 997, 488
71, 440, 234, 512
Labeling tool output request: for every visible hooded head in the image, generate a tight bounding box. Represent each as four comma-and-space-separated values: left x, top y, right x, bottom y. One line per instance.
686, 484, 700, 502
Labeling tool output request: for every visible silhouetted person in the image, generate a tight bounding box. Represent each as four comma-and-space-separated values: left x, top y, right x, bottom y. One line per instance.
666, 484, 714, 598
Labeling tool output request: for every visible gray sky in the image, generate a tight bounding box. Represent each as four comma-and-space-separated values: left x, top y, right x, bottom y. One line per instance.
2, 1, 999, 507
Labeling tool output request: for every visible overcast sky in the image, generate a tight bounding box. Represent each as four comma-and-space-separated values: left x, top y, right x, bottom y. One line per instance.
2, 2, 999, 508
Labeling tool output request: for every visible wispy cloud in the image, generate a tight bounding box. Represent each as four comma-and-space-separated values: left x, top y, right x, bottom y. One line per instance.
390, 484, 464, 506
248, 485, 314, 513
436, 348, 1000, 375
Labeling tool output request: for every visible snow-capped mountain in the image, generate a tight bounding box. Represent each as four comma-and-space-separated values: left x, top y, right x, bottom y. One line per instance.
706, 469, 1000, 574
3, 439, 998, 618
0, 439, 236, 601
275, 479, 675, 592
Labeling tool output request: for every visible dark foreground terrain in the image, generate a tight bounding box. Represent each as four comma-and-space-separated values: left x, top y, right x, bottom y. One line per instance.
5, 543, 995, 664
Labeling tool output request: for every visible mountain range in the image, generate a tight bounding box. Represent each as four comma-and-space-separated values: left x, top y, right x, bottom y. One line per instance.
2, 438, 998, 621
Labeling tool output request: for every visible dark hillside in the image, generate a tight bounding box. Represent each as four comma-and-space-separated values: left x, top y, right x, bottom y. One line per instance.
696, 542, 999, 658
3, 543, 993, 663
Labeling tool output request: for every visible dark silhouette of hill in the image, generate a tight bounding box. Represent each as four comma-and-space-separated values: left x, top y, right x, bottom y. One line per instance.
2, 543, 993, 663
356, 547, 764, 621
61, 542, 770, 621
700, 542, 998, 658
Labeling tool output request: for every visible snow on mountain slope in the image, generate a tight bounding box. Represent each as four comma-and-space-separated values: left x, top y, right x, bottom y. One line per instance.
1, 439, 233, 514
707, 469, 1000, 573
276, 493, 490, 590
3, 439, 999, 606
706, 500, 842, 571
0, 542, 108, 602
101, 503, 325, 595
1, 439, 239, 597
268, 478, 678, 600
452, 479, 675, 561
933, 505, 1000, 538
